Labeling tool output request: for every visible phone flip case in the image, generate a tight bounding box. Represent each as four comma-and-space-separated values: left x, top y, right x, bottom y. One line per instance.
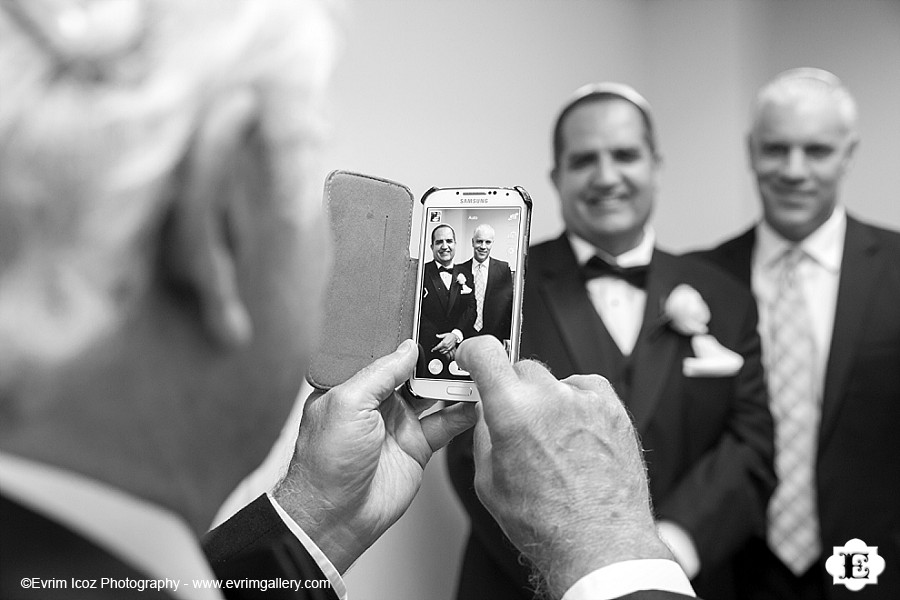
307, 170, 419, 390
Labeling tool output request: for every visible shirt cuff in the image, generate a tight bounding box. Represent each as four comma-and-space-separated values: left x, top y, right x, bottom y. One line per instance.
452, 329, 463, 343
266, 493, 347, 600
561, 559, 696, 600
657, 520, 701, 579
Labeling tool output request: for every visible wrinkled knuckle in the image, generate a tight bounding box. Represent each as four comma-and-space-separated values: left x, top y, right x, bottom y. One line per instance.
512, 359, 545, 380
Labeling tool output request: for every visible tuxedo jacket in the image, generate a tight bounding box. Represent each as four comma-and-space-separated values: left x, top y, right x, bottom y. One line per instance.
416, 260, 475, 377
0, 493, 337, 600
448, 234, 775, 600
459, 257, 514, 341
695, 216, 900, 599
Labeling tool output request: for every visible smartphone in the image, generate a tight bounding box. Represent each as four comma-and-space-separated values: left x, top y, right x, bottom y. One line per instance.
408, 186, 532, 401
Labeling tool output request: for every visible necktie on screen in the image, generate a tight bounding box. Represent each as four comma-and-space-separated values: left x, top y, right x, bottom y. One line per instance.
474, 262, 486, 332
766, 245, 822, 575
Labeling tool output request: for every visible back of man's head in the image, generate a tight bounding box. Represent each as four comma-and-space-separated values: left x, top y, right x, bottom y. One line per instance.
1, 0, 333, 371
0, 0, 336, 531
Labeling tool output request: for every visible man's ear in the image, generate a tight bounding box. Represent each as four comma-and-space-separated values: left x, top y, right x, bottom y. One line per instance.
842, 136, 860, 173
161, 90, 259, 348
745, 133, 755, 168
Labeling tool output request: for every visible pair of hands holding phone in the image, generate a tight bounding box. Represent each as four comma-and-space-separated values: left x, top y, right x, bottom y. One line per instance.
274, 336, 671, 598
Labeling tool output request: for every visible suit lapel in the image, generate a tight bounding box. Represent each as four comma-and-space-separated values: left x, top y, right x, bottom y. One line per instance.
448, 265, 463, 312
486, 259, 501, 294
713, 228, 756, 286
482, 260, 501, 325
819, 218, 881, 446
427, 263, 450, 312
537, 237, 616, 375
628, 249, 683, 431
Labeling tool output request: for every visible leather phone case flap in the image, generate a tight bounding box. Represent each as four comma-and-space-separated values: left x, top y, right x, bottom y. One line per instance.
307, 170, 418, 390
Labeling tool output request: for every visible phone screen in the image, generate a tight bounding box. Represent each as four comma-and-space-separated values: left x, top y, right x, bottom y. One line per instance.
411, 190, 529, 401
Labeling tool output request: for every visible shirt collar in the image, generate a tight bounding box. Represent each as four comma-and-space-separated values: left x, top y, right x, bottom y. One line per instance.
473, 256, 490, 270
568, 227, 656, 268
0, 451, 221, 600
756, 206, 846, 273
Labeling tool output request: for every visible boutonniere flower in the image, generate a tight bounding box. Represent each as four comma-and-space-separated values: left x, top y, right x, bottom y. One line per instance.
664, 284, 710, 336
457, 273, 472, 294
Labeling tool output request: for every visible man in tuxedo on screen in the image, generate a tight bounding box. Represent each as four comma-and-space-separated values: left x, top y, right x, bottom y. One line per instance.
696, 68, 900, 600
417, 223, 476, 376
448, 82, 776, 600
459, 224, 514, 344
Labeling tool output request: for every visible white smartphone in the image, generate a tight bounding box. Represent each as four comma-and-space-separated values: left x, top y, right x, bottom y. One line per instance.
408, 186, 531, 401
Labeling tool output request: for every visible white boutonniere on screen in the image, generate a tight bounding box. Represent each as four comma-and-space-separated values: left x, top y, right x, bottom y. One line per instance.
457, 273, 472, 294
664, 284, 744, 377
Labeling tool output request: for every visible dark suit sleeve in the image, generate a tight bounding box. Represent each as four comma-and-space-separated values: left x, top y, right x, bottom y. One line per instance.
615, 593, 698, 600
496, 262, 514, 340
653, 293, 776, 572
203, 495, 339, 600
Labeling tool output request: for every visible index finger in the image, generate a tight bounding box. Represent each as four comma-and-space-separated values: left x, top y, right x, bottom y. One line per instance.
456, 336, 519, 424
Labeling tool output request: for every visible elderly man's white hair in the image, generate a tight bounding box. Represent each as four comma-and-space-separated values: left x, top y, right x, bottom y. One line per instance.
472, 223, 495, 239
751, 67, 859, 136
0, 0, 337, 377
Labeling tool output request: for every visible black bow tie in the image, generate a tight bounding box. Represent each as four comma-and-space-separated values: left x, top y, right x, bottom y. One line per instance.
582, 256, 649, 289
438, 265, 454, 274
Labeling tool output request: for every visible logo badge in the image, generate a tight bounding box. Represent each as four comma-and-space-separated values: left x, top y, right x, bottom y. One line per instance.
825, 539, 885, 591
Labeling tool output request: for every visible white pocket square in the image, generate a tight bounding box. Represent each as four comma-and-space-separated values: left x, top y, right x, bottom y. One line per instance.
682, 334, 744, 377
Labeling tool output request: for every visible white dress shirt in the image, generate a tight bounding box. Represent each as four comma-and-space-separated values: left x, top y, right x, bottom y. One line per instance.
568, 228, 655, 355
752, 207, 846, 394
436, 262, 465, 343
438, 266, 453, 290
472, 256, 490, 290
563, 559, 696, 600
0, 452, 346, 600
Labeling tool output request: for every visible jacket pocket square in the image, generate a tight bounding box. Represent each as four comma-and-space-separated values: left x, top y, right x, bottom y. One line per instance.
682, 334, 744, 377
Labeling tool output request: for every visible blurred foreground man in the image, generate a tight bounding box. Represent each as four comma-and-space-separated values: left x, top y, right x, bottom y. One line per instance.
0, 2, 697, 599
449, 83, 775, 600
699, 68, 900, 600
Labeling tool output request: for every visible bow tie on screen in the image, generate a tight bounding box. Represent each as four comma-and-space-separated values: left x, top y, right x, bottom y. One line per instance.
582, 255, 649, 288
438, 265, 454, 274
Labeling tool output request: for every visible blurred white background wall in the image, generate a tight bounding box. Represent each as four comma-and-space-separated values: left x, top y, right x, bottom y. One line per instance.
223, 2, 900, 599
